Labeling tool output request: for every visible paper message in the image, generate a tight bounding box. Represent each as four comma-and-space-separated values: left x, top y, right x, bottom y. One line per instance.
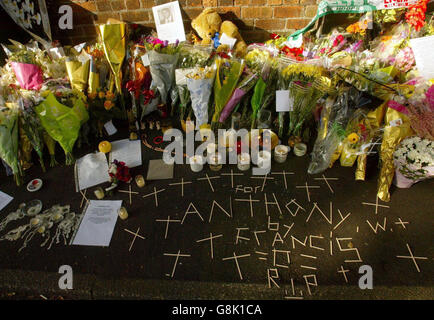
104, 120, 117, 136
109, 139, 142, 168
75, 152, 110, 191
0, 190, 13, 212
152, 1, 186, 43
276, 90, 290, 112
220, 33, 237, 50
410, 35, 434, 80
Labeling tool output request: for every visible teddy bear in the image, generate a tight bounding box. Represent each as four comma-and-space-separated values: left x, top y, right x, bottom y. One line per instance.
191, 8, 247, 57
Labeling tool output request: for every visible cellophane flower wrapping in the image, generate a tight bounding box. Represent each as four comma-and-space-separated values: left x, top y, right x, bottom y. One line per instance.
148, 50, 179, 105
393, 136, 434, 188
35, 93, 89, 165
186, 66, 216, 129
11, 62, 43, 90
0, 106, 22, 185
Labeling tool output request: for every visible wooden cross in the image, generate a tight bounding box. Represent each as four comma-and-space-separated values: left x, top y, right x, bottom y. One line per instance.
169, 178, 192, 197
222, 252, 251, 280
80, 189, 88, 208
197, 174, 220, 192
143, 187, 166, 207
296, 182, 320, 202
235, 195, 260, 218
155, 216, 181, 239
196, 233, 223, 259
221, 170, 244, 188
338, 265, 350, 283
362, 196, 390, 215
124, 227, 145, 252
271, 171, 294, 190
314, 174, 339, 194
396, 243, 428, 273
250, 174, 274, 192
163, 250, 191, 278
118, 184, 139, 205
395, 217, 409, 229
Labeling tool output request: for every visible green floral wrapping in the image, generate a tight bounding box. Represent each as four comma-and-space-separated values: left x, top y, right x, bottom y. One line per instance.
35, 93, 89, 165
250, 77, 267, 129
0, 108, 22, 185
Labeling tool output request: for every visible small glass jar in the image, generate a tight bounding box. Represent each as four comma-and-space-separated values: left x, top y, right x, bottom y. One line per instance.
237, 153, 251, 171
294, 143, 307, 157
190, 155, 204, 172
118, 207, 128, 220
274, 145, 289, 163
135, 175, 145, 188
208, 152, 223, 172
94, 187, 105, 200
257, 109, 272, 129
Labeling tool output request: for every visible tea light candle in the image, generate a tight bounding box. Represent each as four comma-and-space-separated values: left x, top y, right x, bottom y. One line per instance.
94, 187, 105, 200
208, 152, 223, 172
118, 207, 128, 220
274, 145, 289, 163
135, 175, 145, 188
258, 150, 272, 169
294, 143, 307, 157
190, 155, 204, 172
237, 153, 250, 171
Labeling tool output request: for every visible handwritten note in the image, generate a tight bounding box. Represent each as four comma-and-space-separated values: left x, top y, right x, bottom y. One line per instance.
109, 139, 142, 168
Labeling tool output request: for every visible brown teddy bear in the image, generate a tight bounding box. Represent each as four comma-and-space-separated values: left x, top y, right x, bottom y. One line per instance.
191, 8, 247, 57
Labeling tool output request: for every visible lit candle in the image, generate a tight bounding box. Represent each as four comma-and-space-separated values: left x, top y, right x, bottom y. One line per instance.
135, 175, 145, 188
208, 152, 222, 172
274, 145, 289, 163
189, 155, 204, 172
237, 153, 250, 171
94, 187, 105, 200
118, 207, 128, 220
294, 143, 307, 157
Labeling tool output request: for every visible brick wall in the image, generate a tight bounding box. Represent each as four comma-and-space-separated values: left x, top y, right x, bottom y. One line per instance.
49, 0, 319, 45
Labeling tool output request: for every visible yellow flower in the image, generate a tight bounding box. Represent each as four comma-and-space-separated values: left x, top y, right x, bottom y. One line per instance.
98, 91, 105, 99
104, 100, 113, 110
347, 133, 359, 144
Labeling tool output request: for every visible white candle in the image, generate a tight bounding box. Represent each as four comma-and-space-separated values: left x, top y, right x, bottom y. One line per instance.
274, 145, 289, 163
94, 187, 105, 200
237, 153, 250, 171
208, 152, 222, 172
118, 207, 128, 220
190, 155, 204, 172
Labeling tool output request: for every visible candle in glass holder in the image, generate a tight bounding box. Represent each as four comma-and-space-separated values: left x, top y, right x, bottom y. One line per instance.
294, 143, 307, 157
208, 152, 222, 172
237, 153, 250, 171
94, 187, 105, 200
274, 145, 289, 163
258, 150, 272, 169
190, 155, 204, 172
118, 207, 128, 220
135, 175, 145, 188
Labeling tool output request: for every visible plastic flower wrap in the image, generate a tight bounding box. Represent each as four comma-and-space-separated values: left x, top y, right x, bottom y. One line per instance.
35, 93, 89, 165
245, 45, 278, 74
86, 43, 110, 94
99, 22, 126, 94
186, 65, 216, 129
144, 36, 180, 105
393, 136, 434, 188
7, 47, 43, 90
212, 58, 245, 130
406, 84, 434, 140
0, 105, 22, 185
65, 51, 90, 92
219, 67, 257, 124
394, 47, 415, 73
377, 103, 414, 202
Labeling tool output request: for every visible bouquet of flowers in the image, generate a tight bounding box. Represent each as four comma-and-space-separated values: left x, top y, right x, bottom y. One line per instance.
144, 36, 180, 105
107, 160, 132, 191
218, 67, 257, 124
250, 61, 274, 129
0, 106, 22, 185
186, 65, 216, 129
212, 58, 245, 130
7, 47, 43, 90
393, 136, 434, 188
35, 92, 89, 165
406, 83, 434, 140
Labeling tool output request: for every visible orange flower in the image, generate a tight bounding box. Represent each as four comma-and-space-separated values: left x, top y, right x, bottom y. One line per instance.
88, 92, 97, 100
98, 91, 105, 99
104, 100, 113, 110
105, 91, 116, 100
